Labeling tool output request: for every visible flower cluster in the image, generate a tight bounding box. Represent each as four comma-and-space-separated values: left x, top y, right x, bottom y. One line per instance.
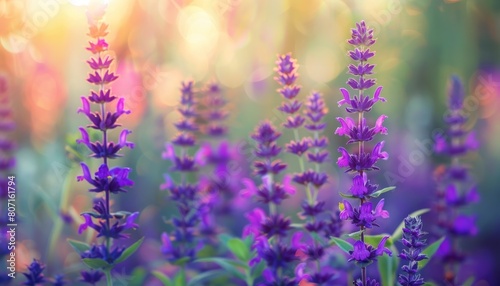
196, 82, 240, 239
275, 54, 342, 284
241, 119, 299, 285
22, 259, 66, 286
161, 81, 202, 263
0, 74, 15, 284
398, 216, 428, 286
335, 21, 391, 285
434, 76, 479, 284
76, 2, 138, 275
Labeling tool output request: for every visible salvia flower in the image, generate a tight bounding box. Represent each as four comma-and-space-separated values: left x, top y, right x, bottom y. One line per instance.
23, 259, 46, 286
195, 82, 242, 241
433, 76, 480, 284
275, 54, 341, 285
80, 270, 104, 285
398, 216, 428, 286
335, 21, 391, 285
75, 3, 140, 277
242, 116, 300, 283
161, 81, 202, 264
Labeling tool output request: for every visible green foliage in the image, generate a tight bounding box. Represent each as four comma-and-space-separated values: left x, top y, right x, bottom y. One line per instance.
188, 270, 228, 286
67, 239, 90, 254
419, 237, 445, 269
195, 257, 246, 281
82, 258, 111, 270
378, 244, 399, 286
329, 237, 353, 253
227, 238, 251, 262
152, 271, 172, 286
370, 186, 396, 198
114, 237, 145, 264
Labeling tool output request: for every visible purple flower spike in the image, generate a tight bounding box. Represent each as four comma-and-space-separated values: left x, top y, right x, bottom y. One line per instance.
398, 216, 428, 286
75, 5, 140, 271
336, 21, 391, 284
434, 76, 480, 284
160, 81, 203, 264
22, 259, 46, 286
81, 270, 104, 285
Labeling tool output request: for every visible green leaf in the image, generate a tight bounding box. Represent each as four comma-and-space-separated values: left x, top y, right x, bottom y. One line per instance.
188, 270, 227, 286
423, 282, 439, 286
339, 192, 357, 199
392, 209, 430, 241
370, 186, 396, 198
195, 258, 246, 280
329, 237, 353, 253
243, 235, 254, 249
110, 211, 132, 219
82, 258, 110, 270
196, 245, 217, 259
378, 244, 399, 286
173, 269, 186, 286
462, 276, 475, 286
227, 238, 251, 262
218, 233, 232, 246
342, 229, 364, 240
67, 239, 90, 255
251, 260, 266, 280
152, 271, 172, 286
129, 267, 147, 286
114, 237, 144, 264
173, 256, 191, 266
419, 237, 445, 269
80, 211, 101, 218
364, 234, 393, 247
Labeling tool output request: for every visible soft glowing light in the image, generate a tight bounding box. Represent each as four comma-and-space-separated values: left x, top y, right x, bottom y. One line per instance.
68, 0, 110, 6
177, 6, 219, 46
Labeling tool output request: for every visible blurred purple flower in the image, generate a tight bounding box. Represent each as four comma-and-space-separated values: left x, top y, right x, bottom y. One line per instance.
22, 259, 46, 286
433, 76, 480, 284
81, 270, 104, 285
161, 81, 202, 264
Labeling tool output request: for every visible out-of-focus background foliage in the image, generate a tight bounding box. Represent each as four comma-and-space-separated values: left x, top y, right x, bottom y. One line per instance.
1, 0, 499, 284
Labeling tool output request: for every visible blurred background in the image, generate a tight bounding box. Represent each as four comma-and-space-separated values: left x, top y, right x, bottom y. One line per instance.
0, 0, 499, 285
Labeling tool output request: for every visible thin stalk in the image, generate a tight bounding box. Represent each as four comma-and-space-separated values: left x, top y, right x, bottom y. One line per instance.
104, 269, 113, 286
292, 129, 313, 204
48, 167, 76, 263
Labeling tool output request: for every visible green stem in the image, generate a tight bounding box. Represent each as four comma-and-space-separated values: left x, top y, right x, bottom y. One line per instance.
104, 269, 113, 286
245, 268, 254, 286
292, 129, 313, 204
48, 167, 75, 262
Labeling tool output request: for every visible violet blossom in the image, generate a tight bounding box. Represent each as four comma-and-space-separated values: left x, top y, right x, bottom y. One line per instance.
434, 76, 480, 284
74, 3, 140, 282
335, 21, 391, 285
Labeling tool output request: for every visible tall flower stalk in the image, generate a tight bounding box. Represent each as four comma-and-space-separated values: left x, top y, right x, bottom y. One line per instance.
335, 21, 392, 286
160, 81, 201, 272
73, 4, 141, 285
434, 76, 479, 285
398, 216, 428, 286
196, 82, 237, 236
241, 120, 297, 285
275, 54, 340, 284
0, 74, 15, 284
